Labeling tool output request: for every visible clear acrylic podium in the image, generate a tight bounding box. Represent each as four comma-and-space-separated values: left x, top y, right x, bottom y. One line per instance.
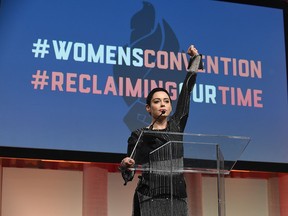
130, 130, 250, 216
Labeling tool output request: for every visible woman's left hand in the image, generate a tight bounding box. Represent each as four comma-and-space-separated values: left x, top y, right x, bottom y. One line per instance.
187, 45, 199, 56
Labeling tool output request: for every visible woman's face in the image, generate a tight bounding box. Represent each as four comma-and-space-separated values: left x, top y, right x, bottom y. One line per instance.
146, 91, 172, 118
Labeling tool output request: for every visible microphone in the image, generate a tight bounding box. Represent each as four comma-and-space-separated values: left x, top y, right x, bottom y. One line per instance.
129, 110, 166, 165
149, 110, 166, 130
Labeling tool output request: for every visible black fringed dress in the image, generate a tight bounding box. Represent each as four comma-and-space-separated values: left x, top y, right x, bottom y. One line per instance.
124, 55, 202, 216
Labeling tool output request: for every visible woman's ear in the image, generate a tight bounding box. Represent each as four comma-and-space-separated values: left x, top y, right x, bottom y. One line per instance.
145, 104, 151, 114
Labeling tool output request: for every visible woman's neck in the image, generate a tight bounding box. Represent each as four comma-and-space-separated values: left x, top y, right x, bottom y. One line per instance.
150, 118, 167, 130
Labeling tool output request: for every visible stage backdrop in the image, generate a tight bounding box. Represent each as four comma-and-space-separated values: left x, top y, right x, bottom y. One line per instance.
0, 0, 287, 164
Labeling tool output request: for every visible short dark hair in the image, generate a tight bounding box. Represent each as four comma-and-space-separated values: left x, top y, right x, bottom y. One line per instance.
146, 88, 172, 105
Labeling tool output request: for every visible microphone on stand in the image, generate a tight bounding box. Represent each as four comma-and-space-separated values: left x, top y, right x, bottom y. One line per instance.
149, 110, 166, 130
129, 110, 166, 160
121, 110, 166, 184
120, 110, 167, 185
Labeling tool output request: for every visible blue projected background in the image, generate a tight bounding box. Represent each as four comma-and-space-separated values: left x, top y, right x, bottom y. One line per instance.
0, 0, 287, 164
